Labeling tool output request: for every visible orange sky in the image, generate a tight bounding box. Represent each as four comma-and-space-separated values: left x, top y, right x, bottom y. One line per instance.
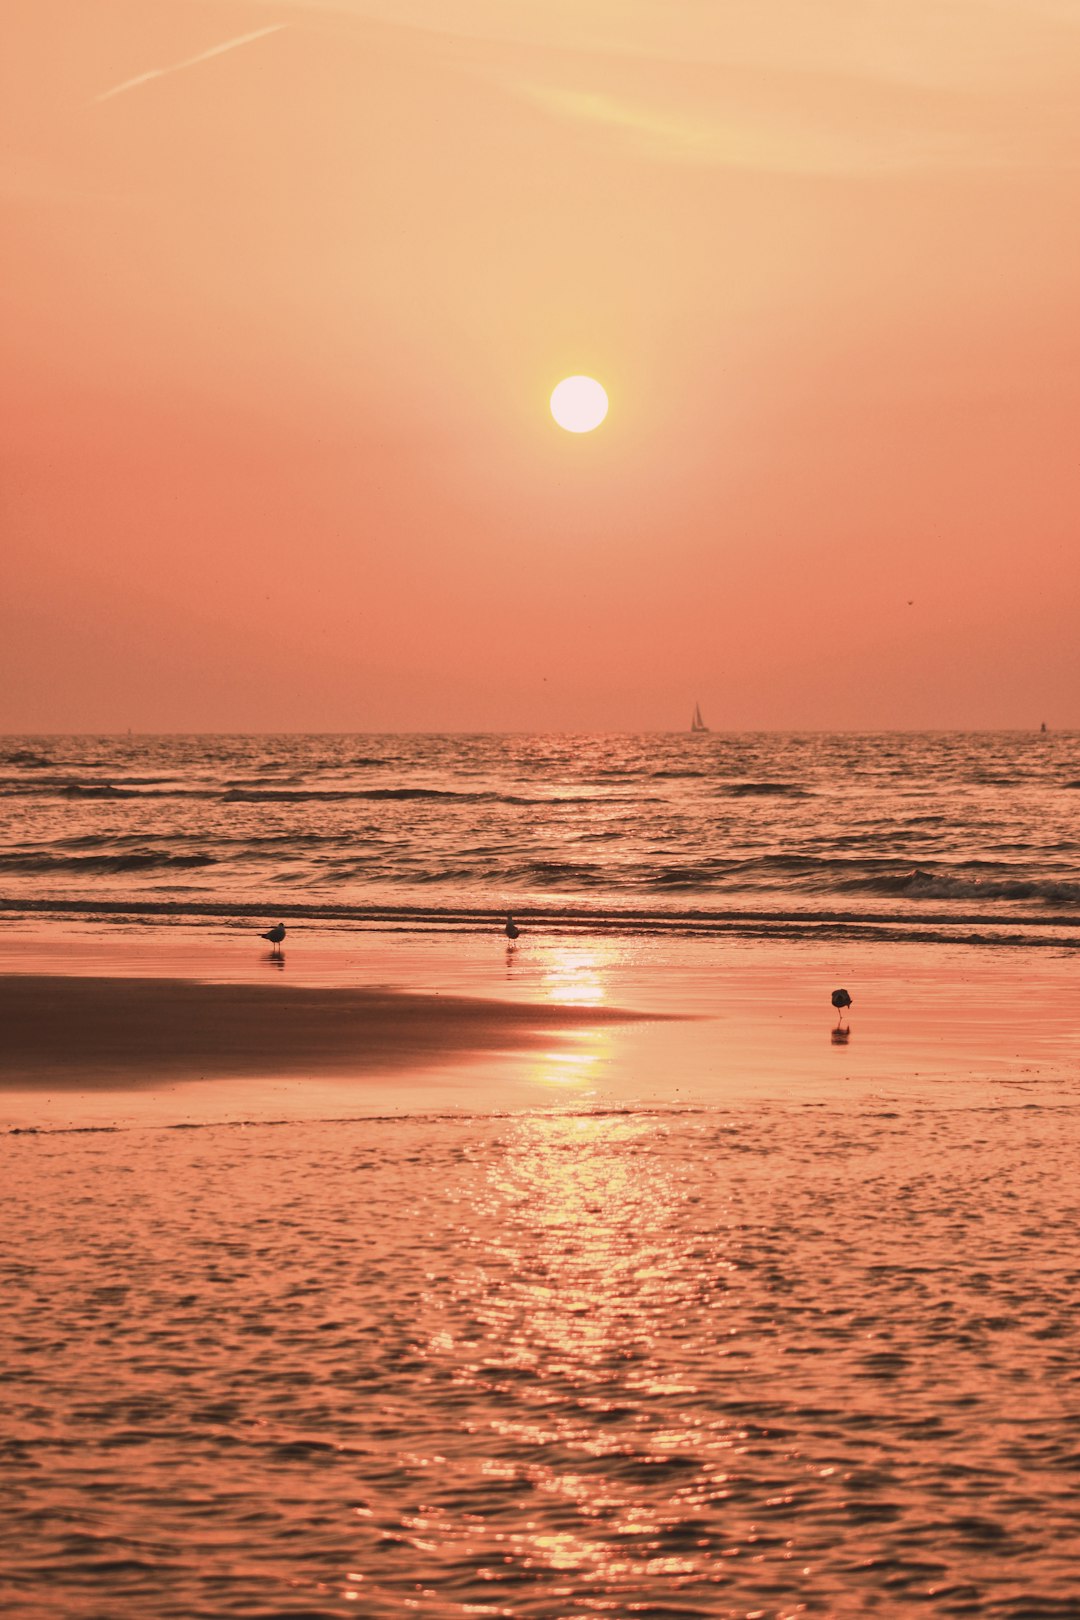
3, 0, 1079, 730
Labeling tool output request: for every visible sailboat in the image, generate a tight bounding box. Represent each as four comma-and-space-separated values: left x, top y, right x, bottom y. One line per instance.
690, 701, 709, 734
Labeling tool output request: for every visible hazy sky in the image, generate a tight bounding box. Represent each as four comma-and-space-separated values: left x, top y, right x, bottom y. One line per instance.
3, 0, 1079, 730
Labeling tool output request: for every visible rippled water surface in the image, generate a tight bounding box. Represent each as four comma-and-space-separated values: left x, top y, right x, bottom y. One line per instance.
5, 1096, 1080, 1617
3, 732, 1080, 944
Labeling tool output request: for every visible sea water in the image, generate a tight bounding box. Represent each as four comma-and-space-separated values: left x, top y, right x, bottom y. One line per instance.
3, 732, 1080, 1616
3, 1097, 1079, 1617
2, 731, 1079, 945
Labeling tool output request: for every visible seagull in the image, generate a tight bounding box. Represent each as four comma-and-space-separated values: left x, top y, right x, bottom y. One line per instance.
831, 987, 852, 1023
504, 915, 520, 946
260, 923, 286, 952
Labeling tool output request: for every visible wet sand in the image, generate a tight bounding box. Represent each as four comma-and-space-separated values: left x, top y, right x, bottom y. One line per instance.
3, 926, 1080, 1615
0, 923, 1077, 1128
6, 933, 1080, 1613
0, 973, 661, 1090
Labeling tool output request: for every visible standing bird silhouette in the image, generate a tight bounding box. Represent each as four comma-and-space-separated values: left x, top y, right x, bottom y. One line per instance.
260, 923, 286, 953
831, 987, 852, 1023
504, 915, 520, 946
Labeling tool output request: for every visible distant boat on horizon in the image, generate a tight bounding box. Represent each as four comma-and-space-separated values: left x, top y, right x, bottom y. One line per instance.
1041, 720, 1048, 733
690, 701, 709, 734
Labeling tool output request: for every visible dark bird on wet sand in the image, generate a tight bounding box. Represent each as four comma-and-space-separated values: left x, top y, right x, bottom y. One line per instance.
504, 915, 520, 945
260, 923, 286, 951
831, 987, 852, 1021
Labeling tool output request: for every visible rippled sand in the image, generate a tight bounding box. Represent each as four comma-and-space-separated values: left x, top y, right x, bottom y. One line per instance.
3, 931, 1080, 1616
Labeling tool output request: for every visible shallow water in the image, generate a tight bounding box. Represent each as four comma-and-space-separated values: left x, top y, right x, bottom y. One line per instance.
3, 928, 1078, 1133
4, 1095, 1079, 1617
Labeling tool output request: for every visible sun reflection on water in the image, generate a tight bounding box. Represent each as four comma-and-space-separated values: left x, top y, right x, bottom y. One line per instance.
539, 946, 609, 1008
404, 1110, 743, 1601
528, 1033, 606, 1093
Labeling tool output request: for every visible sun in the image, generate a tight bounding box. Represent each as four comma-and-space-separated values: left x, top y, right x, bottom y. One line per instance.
550, 375, 608, 433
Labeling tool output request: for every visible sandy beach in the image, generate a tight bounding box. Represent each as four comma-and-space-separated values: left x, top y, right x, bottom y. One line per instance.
0, 971, 661, 1090
3, 924, 1080, 1618
1, 923, 1077, 1126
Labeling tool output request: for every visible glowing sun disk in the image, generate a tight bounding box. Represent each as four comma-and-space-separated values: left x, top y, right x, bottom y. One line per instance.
550, 375, 608, 433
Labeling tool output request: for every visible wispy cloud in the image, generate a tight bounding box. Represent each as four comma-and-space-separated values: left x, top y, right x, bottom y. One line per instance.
514, 82, 986, 175
92, 23, 286, 105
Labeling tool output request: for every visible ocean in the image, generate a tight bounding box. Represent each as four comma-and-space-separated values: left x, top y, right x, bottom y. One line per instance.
4, 733, 1080, 1617
2, 731, 1079, 947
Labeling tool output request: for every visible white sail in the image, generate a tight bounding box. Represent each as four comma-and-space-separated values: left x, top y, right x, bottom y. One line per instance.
691, 702, 708, 733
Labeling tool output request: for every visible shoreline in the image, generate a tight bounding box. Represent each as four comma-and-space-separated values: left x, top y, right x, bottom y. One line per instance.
2, 920, 1079, 1131
2, 892, 1077, 949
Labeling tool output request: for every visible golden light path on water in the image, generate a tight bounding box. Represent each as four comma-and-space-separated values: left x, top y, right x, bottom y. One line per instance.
419, 1108, 718, 1596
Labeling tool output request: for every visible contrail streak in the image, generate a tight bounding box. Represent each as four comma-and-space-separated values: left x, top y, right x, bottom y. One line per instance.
93, 24, 285, 104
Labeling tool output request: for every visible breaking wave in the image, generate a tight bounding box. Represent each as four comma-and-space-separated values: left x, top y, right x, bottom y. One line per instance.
2, 892, 1077, 949
843, 868, 1080, 906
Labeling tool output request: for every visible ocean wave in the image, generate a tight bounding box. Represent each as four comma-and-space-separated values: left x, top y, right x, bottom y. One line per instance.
0, 775, 187, 797
651, 867, 715, 888
47, 830, 335, 853
847, 868, 1080, 906
520, 860, 609, 888
59, 783, 218, 800
220, 787, 504, 804
0, 850, 217, 874
0, 780, 148, 798
2, 892, 1077, 947
3, 733, 1079, 940
1, 753, 149, 772
223, 776, 308, 789
505, 793, 661, 807
1, 748, 53, 767
0, 778, 219, 799
720, 782, 811, 797
218, 787, 651, 807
